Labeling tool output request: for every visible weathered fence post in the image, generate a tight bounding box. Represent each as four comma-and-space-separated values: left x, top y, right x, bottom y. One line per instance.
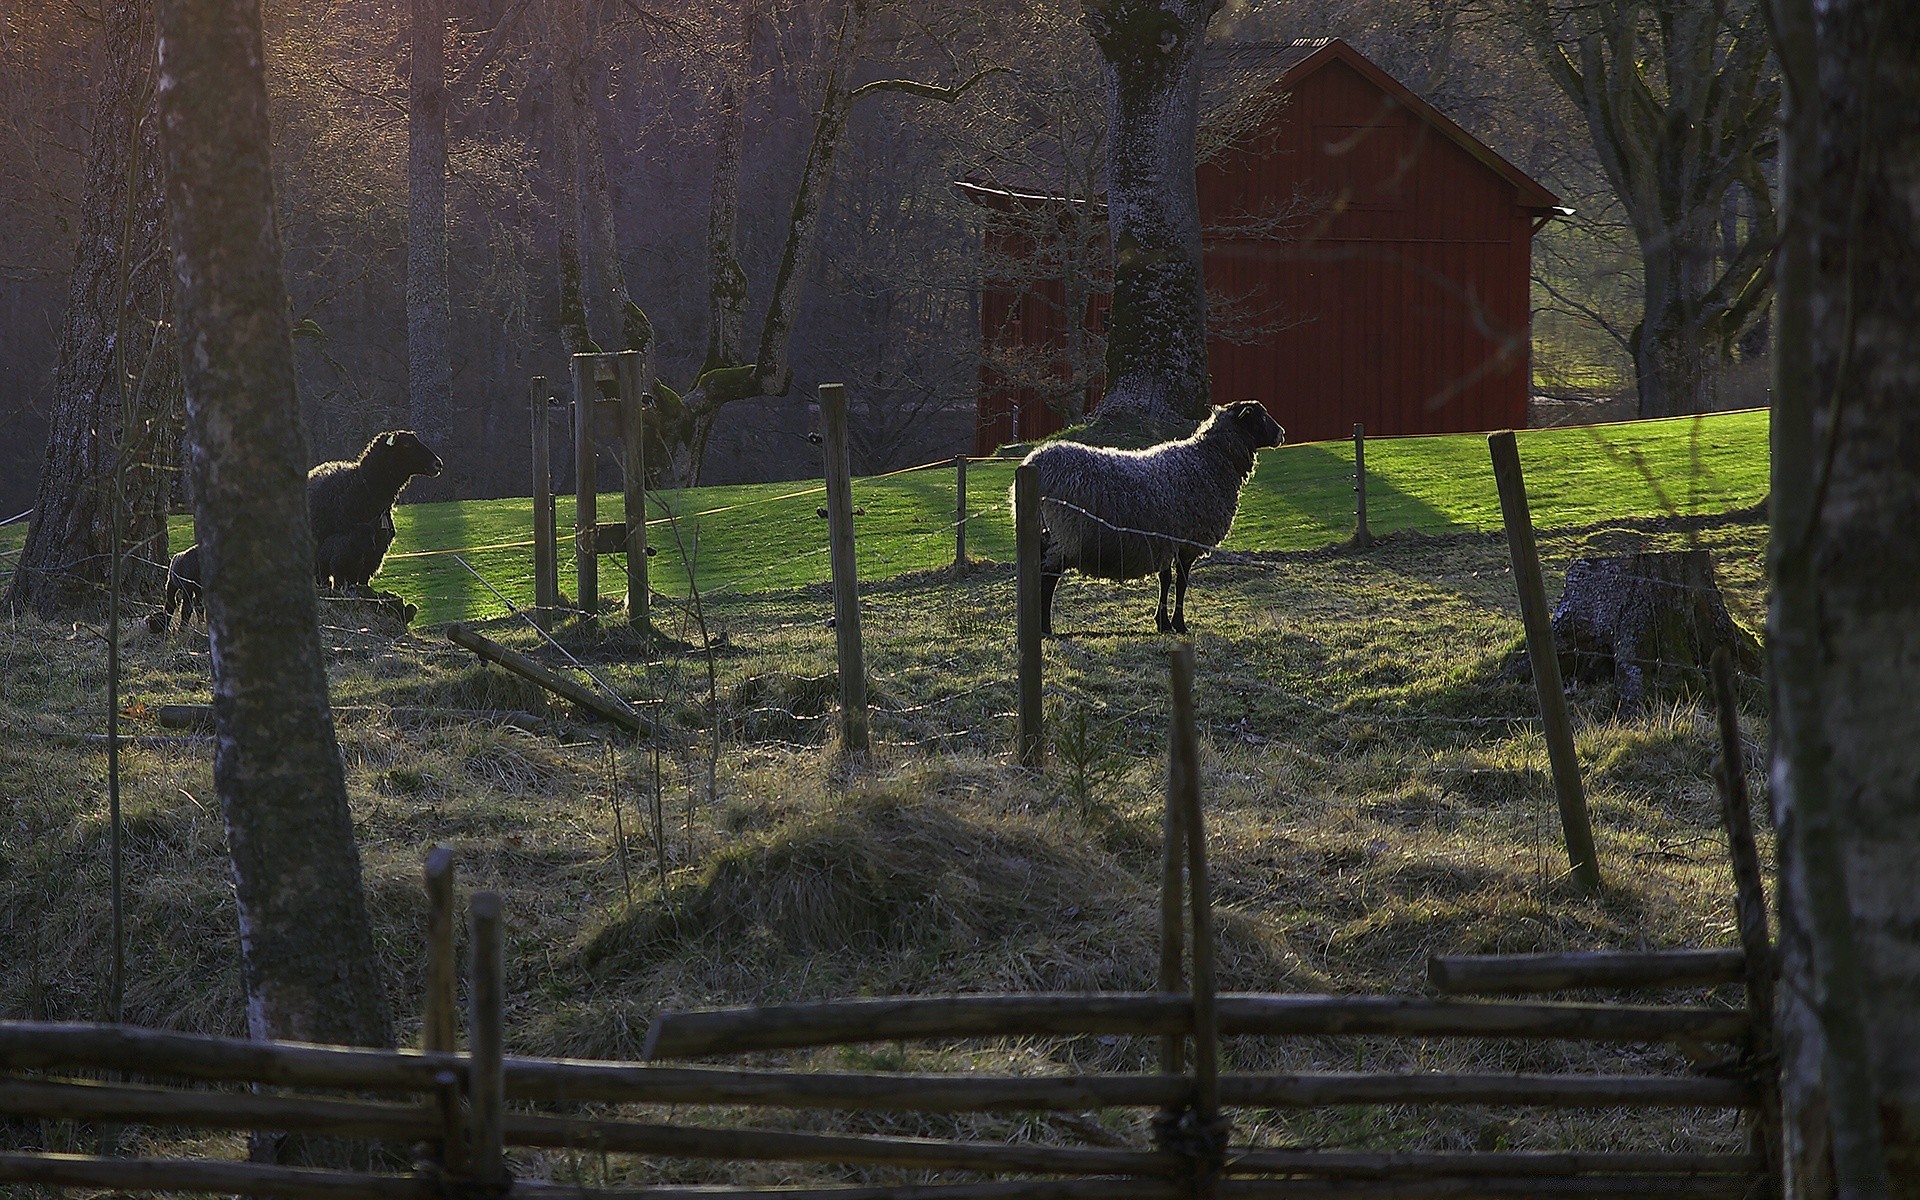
954, 455, 968, 571
530, 377, 555, 630
421, 847, 465, 1173
1159, 661, 1189, 1078
615, 350, 651, 631
570, 355, 598, 622
1489, 431, 1601, 892
469, 890, 505, 1183
1710, 646, 1781, 1178
1353, 423, 1372, 548
820, 383, 869, 756
1168, 644, 1220, 1128
1015, 463, 1044, 770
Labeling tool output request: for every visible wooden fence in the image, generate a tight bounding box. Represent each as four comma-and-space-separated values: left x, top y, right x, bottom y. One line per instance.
0, 651, 1776, 1199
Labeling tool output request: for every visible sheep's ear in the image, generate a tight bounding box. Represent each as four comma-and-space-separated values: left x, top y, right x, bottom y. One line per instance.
384, 433, 398, 446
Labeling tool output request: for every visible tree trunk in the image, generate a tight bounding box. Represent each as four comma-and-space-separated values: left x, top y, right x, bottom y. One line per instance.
6, 0, 183, 618
749, 0, 872, 399
1634, 232, 1720, 419
154, 0, 392, 1114
1768, 0, 1920, 1192
1081, 0, 1221, 435
545, 0, 592, 358
701, 0, 752, 378
1539, 550, 1761, 709
405, 0, 452, 485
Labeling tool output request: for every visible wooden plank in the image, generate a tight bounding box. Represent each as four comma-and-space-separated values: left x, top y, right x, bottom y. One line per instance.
1428, 949, 1746, 994
1489, 429, 1601, 891
420, 847, 464, 1172
510, 1183, 1181, 1200
640, 993, 1747, 1059
0, 1021, 459, 1092
819, 383, 868, 755
1222, 1148, 1763, 1179
470, 890, 506, 1182
445, 623, 646, 735
0, 1151, 426, 1199
1218, 1178, 1759, 1199
1169, 644, 1219, 1122
0, 1076, 436, 1140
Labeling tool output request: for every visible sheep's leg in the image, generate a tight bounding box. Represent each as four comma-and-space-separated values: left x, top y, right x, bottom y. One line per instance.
1156, 566, 1174, 632
1171, 555, 1194, 634
1040, 570, 1063, 637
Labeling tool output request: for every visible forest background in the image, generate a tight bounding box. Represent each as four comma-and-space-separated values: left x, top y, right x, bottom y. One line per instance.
0, 0, 1749, 515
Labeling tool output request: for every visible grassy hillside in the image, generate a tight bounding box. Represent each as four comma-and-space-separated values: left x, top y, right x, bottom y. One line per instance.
0, 410, 1768, 625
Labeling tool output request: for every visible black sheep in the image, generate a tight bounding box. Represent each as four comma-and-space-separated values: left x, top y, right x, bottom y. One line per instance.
307, 430, 441, 590
162, 543, 204, 629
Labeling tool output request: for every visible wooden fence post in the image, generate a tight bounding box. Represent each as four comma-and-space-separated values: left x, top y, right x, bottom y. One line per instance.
1488, 431, 1601, 892
1710, 646, 1781, 1180
570, 355, 598, 623
1015, 463, 1044, 770
615, 350, 650, 632
1353, 423, 1371, 549
469, 890, 505, 1183
820, 384, 869, 756
420, 847, 464, 1173
1159, 666, 1189, 1079
954, 455, 968, 571
529, 377, 555, 630
1168, 645, 1219, 1126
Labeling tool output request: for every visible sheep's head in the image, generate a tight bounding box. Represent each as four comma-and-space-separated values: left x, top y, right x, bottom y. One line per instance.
1225, 399, 1285, 450
364, 430, 444, 479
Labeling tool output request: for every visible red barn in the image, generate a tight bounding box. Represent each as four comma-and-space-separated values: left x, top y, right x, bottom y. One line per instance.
960, 38, 1561, 452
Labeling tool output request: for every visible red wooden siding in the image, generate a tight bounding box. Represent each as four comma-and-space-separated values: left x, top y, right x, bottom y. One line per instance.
969, 40, 1556, 452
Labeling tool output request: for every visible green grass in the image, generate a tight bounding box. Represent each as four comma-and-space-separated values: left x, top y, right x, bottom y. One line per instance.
0, 410, 1769, 626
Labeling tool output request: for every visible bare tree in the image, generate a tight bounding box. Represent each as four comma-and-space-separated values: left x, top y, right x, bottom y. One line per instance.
1515, 0, 1778, 418
1078, 0, 1224, 434
405, 0, 453, 480
1767, 0, 1919, 1191
154, 0, 392, 1104
6, 0, 183, 618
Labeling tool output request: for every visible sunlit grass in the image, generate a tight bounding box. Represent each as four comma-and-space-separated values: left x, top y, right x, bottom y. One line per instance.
0, 410, 1769, 627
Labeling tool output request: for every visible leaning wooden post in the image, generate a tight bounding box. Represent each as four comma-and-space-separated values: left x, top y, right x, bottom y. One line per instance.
614, 350, 651, 632
1710, 646, 1781, 1184
420, 847, 465, 1173
1489, 431, 1601, 892
570, 354, 598, 622
1158, 681, 1189, 1079
819, 384, 869, 756
1169, 645, 1219, 1127
1353, 423, 1372, 548
529, 377, 555, 630
954, 455, 969, 571
1014, 463, 1044, 770
468, 890, 505, 1184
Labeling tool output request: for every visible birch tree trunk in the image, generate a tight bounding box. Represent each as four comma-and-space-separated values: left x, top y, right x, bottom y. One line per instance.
154, 0, 392, 1112
405, 0, 453, 488
5, 0, 183, 618
1768, 0, 1920, 1191
1080, 0, 1221, 434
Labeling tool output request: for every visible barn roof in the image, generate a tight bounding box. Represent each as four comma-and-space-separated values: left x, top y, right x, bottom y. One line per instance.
958, 37, 1558, 212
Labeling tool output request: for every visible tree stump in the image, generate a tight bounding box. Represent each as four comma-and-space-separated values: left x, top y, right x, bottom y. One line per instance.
1536, 549, 1762, 709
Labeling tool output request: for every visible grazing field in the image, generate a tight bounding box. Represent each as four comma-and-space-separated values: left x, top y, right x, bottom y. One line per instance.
2, 409, 1767, 626
1, 461, 1772, 1182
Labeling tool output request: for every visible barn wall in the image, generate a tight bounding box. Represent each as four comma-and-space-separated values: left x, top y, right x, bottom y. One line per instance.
973, 47, 1541, 451
1197, 55, 1531, 444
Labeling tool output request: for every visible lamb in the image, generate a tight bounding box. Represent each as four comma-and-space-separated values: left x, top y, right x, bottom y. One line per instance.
162, 543, 204, 629
1014, 399, 1285, 635
307, 430, 441, 590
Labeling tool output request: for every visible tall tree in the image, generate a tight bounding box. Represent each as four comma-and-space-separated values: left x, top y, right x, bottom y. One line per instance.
406, 0, 453, 488
1767, 0, 1920, 1191
154, 0, 392, 1100
1516, 0, 1778, 418
1072, 0, 1222, 436
5, 0, 183, 618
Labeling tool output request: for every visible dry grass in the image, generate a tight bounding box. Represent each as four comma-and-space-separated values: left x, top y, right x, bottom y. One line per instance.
0, 515, 1771, 1185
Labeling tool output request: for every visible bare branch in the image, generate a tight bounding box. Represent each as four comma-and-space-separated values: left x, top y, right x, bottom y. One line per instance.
847, 64, 1010, 105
